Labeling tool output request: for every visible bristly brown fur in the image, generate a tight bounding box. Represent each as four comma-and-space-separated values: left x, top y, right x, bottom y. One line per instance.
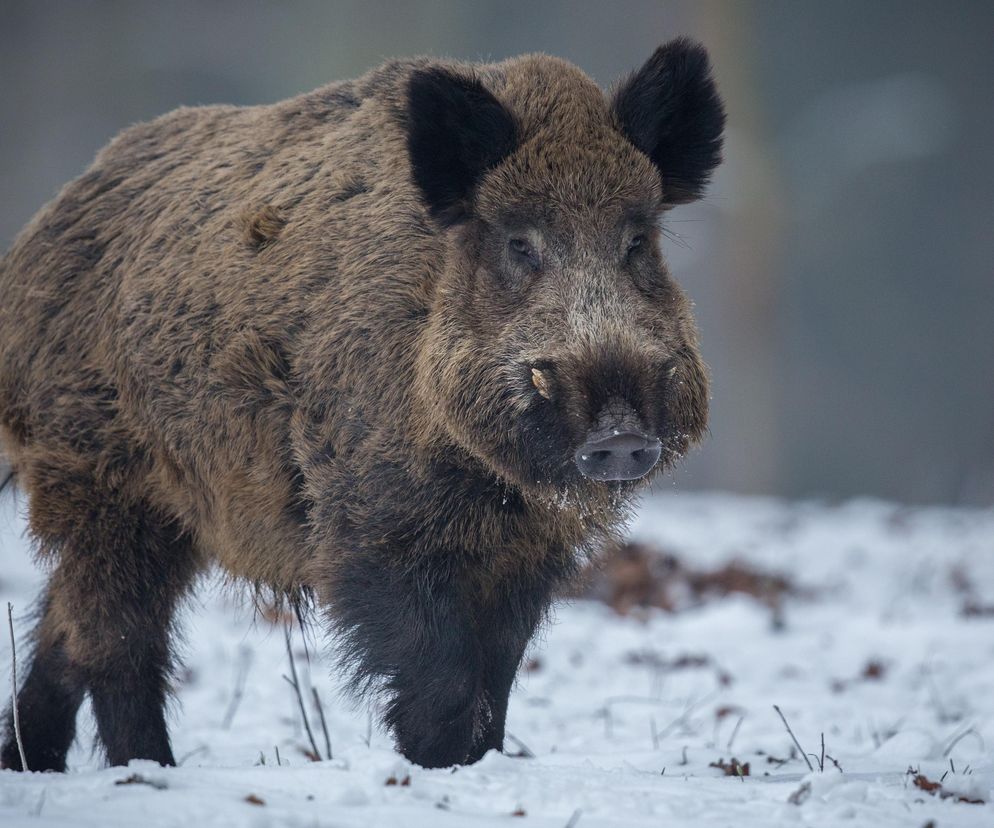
0, 40, 724, 770
242, 204, 288, 250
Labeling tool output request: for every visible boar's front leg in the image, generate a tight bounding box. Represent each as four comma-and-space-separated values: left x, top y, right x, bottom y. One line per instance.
329, 551, 484, 768
468, 578, 554, 763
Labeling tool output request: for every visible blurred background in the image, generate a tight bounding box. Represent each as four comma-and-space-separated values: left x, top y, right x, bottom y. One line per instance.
1, 0, 992, 506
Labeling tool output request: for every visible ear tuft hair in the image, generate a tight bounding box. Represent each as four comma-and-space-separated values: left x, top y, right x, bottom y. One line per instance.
612, 38, 726, 205
407, 68, 518, 226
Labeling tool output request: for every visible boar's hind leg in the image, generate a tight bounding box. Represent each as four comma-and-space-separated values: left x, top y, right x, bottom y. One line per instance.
331, 555, 483, 769
1, 598, 85, 771
10, 480, 200, 769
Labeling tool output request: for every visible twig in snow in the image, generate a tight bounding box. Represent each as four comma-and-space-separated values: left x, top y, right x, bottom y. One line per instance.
177, 745, 209, 766
657, 688, 720, 740
283, 626, 321, 760
804, 732, 826, 772
727, 715, 745, 751
505, 731, 535, 759
7, 603, 28, 772
274, 745, 282, 766
221, 645, 253, 729
294, 616, 332, 759
773, 705, 814, 772
311, 686, 332, 760
564, 809, 582, 827
943, 725, 983, 758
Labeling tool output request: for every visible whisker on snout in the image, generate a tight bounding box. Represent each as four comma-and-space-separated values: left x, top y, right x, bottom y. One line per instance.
659, 224, 692, 251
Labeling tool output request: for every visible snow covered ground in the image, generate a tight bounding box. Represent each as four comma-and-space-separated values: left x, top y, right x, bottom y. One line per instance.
2, 487, 994, 827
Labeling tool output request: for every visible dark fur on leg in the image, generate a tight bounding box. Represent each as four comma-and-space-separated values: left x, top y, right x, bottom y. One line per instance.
79, 512, 199, 768
328, 532, 573, 768
330, 551, 485, 768
16, 477, 202, 769
1, 606, 85, 772
89, 670, 175, 767
467, 565, 564, 763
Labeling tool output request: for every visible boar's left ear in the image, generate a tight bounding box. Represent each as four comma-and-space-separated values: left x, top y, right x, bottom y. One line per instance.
407, 68, 518, 226
612, 38, 726, 206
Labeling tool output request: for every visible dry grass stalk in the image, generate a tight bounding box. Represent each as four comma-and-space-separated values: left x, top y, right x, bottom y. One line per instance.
773, 704, 814, 772
221, 646, 252, 730
283, 626, 322, 761
311, 686, 333, 760
7, 603, 28, 772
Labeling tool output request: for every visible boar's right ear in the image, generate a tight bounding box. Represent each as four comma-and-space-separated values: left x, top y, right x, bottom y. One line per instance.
407, 68, 517, 226
612, 38, 726, 206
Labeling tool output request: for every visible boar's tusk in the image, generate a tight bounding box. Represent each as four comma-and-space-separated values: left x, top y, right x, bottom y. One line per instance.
531, 368, 551, 399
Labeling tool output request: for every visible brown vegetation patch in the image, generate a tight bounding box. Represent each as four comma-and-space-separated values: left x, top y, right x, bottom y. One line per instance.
909, 769, 984, 805
709, 756, 750, 777
571, 540, 803, 615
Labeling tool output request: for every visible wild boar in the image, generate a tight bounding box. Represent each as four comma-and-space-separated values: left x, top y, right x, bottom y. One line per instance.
0, 38, 724, 770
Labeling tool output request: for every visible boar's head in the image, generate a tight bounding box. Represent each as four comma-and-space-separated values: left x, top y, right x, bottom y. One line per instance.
409, 39, 724, 502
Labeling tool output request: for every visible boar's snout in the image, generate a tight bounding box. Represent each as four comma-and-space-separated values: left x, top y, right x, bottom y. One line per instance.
574, 402, 662, 481
575, 429, 661, 481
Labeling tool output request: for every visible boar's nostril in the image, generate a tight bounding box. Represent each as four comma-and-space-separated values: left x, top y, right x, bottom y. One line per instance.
575, 430, 662, 481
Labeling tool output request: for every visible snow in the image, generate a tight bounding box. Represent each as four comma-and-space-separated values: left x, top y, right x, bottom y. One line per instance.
2, 488, 994, 827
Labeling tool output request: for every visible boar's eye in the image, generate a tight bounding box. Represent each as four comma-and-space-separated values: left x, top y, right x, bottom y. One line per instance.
509, 237, 541, 271
626, 234, 645, 256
